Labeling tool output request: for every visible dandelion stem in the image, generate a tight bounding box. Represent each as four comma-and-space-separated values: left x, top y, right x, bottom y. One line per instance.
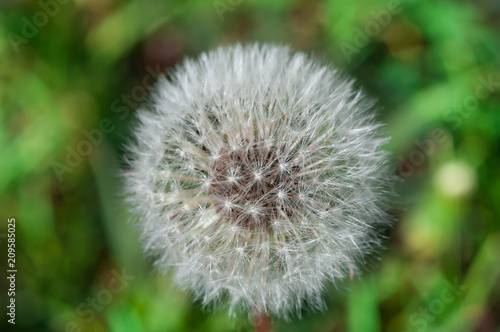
254, 312, 272, 332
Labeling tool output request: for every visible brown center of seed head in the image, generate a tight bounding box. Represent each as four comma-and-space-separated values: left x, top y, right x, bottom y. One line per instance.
208, 142, 302, 230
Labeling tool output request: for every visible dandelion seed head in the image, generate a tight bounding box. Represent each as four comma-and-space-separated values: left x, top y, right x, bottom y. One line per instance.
124, 43, 393, 319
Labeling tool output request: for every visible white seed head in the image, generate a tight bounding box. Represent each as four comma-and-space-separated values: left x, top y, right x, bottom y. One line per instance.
124, 43, 393, 319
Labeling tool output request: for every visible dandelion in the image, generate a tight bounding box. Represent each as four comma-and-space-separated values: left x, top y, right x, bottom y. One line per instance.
124, 43, 393, 326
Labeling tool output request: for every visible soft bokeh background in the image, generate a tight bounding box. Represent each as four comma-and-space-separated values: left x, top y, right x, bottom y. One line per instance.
1, 0, 500, 331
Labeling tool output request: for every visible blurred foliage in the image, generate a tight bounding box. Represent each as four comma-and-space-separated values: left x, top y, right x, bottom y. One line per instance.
1, 0, 500, 331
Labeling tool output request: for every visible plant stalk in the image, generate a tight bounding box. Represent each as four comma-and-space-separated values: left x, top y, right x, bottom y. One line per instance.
254, 312, 272, 332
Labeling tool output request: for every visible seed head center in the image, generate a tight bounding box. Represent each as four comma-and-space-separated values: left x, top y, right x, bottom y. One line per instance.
208, 142, 302, 229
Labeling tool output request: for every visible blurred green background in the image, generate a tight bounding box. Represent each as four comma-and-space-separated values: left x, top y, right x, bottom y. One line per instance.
1, 0, 500, 331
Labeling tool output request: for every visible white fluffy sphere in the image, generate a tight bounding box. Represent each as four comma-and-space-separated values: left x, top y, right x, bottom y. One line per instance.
124, 43, 392, 319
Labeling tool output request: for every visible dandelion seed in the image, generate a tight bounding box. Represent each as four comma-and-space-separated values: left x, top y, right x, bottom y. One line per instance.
124, 43, 393, 321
